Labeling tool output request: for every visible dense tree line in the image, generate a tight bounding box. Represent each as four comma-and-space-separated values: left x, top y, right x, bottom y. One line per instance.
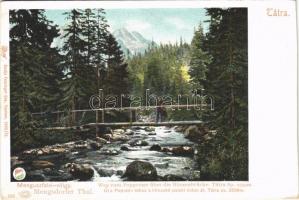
190, 8, 248, 180
10, 8, 248, 180
127, 41, 199, 121
60, 9, 128, 123
127, 41, 191, 97
10, 9, 128, 151
10, 10, 62, 150
127, 8, 248, 180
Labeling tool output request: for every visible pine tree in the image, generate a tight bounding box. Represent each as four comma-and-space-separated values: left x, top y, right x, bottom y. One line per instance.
80, 9, 98, 99
195, 8, 248, 180
60, 9, 88, 124
143, 55, 163, 95
189, 24, 211, 90
94, 9, 110, 93
105, 33, 129, 96
10, 9, 61, 151
203, 8, 248, 130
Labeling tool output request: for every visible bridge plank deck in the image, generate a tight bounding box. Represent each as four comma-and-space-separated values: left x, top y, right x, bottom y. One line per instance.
44, 120, 203, 130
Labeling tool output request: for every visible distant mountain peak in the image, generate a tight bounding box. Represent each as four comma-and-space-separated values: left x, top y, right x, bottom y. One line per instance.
113, 28, 154, 56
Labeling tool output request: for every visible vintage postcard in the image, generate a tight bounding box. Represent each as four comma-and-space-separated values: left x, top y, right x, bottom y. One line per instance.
0, 0, 298, 199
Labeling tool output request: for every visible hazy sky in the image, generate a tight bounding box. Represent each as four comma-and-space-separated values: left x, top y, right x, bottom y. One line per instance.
45, 8, 209, 44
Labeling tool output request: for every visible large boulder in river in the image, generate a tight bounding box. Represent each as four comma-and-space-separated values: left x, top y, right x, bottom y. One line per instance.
161, 147, 172, 153
184, 125, 203, 140
122, 161, 157, 181
171, 146, 194, 156
66, 163, 94, 181
149, 144, 162, 151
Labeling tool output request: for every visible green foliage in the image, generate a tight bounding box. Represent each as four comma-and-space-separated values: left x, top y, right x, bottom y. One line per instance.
60, 9, 90, 113
196, 128, 248, 180
189, 24, 211, 89
10, 9, 130, 151
10, 9, 62, 151
105, 33, 129, 96
192, 8, 248, 180
9, 8, 248, 181
128, 43, 191, 97
59, 9, 129, 123
203, 8, 248, 130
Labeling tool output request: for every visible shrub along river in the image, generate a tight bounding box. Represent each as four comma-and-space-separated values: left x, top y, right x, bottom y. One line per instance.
11, 126, 206, 181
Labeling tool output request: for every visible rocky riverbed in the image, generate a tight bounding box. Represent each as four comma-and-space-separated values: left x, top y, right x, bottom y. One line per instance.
11, 126, 215, 181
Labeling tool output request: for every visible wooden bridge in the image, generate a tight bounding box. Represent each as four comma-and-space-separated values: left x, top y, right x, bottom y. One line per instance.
33, 104, 208, 133
44, 121, 203, 131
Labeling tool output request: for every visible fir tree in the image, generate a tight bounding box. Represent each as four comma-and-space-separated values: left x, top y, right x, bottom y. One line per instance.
60, 9, 88, 124
94, 9, 110, 93
195, 8, 248, 180
105, 33, 129, 96
10, 9, 61, 151
80, 9, 98, 99
189, 24, 211, 90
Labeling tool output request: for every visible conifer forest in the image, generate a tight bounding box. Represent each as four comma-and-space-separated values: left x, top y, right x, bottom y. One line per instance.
10, 8, 248, 181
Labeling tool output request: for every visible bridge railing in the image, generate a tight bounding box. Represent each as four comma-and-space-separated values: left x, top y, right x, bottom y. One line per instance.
31, 104, 211, 128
